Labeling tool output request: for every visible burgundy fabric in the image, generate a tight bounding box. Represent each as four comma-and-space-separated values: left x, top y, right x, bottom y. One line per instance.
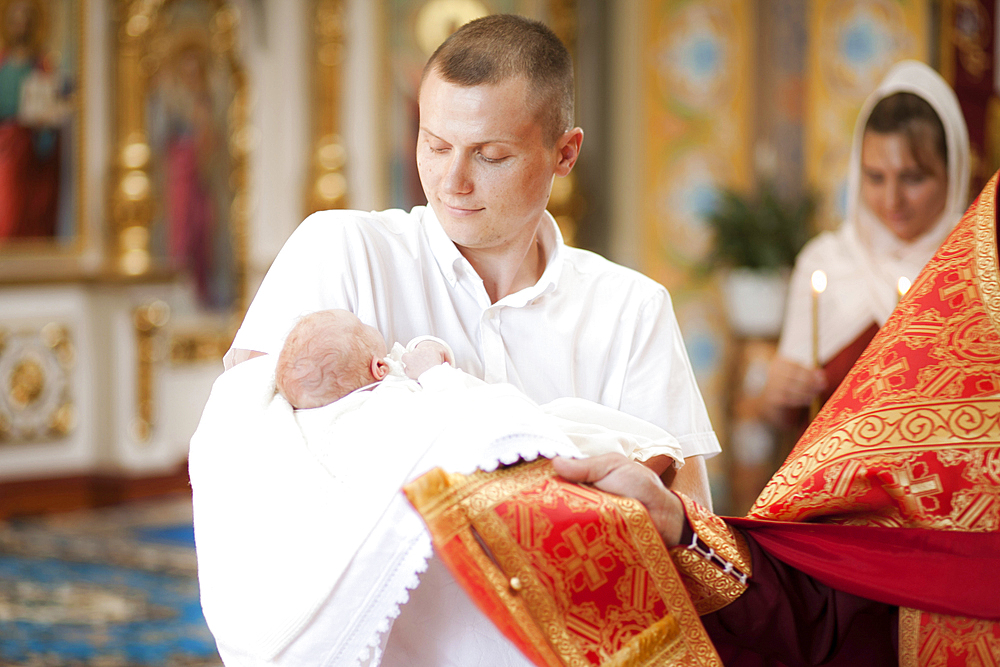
725, 516, 1000, 621
699, 526, 897, 667
819, 322, 879, 404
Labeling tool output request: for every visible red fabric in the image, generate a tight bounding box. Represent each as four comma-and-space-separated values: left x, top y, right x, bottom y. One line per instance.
0, 122, 59, 239
703, 527, 898, 667
725, 516, 1000, 621
406, 461, 721, 666
434, 524, 561, 667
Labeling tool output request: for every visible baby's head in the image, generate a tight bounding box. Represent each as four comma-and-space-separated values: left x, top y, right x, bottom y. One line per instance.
276, 309, 389, 409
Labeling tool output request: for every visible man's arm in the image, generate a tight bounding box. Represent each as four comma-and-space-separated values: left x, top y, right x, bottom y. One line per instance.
616, 288, 721, 508
666, 454, 712, 510
225, 348, 266, 370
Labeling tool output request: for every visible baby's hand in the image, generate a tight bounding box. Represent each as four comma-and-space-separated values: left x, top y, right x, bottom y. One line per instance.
401, 341, 451, 379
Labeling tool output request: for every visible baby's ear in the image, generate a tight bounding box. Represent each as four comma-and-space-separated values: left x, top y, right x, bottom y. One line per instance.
371, 356, 389, 380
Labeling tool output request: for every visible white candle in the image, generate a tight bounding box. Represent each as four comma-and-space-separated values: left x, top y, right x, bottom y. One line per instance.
810, 270, 827, 368
897, 276, 911, 301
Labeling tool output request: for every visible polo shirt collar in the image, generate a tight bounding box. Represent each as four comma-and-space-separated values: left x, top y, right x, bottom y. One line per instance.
419, 205, 564, 305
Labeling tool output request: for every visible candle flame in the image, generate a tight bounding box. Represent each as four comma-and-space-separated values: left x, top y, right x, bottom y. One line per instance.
811, 270, 827, 294
897, 276, 911, 297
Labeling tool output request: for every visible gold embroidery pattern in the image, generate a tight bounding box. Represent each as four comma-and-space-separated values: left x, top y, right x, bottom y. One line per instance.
899, 607, 921, 667
974, 174, 1000, 334
669, 494, 751, 614
912, 610, 1000, 667
786, 180, 1000, 446
749, 174, 1000, 665
405, 459, 722, 666
752, 398, 1000, 522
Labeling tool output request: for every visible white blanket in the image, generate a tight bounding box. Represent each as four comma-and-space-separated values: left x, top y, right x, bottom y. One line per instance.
189, 357, 683, 665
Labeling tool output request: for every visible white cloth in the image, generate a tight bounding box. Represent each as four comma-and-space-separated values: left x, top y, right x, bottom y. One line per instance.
778, 61, 971, 366
228, 205, 720, 460
191, 357, 683, 667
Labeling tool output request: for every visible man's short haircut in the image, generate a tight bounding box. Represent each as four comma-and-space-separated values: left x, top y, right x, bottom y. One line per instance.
422, 14, 574, 145
865, 92, 948, 172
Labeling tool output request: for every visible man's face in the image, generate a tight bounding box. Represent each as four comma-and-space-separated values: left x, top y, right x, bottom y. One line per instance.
416, 69, 568, 255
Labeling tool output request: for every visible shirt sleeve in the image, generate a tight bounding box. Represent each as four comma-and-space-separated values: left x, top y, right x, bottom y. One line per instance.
227, 214, 359, 369
618, 289, 721, 459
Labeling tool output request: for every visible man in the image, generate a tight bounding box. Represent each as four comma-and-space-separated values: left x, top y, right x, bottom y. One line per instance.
552, 172, 1000, 665
198, 13, 719, 666
227, 15, 716, 502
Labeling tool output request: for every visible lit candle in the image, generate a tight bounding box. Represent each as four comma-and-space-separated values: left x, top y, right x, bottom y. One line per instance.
897, 276, 911, 302
810, 270, 827, 369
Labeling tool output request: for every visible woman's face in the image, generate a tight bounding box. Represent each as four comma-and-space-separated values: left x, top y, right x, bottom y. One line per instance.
860, 130, 948, 242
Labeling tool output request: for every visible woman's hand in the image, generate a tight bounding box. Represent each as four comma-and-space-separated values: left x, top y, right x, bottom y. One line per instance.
759, 355, 827, 423
552, 453, 685, 547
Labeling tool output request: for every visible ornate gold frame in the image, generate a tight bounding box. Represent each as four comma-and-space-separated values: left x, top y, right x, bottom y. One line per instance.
544, 0, 582, 246
306, 0, 349, 215
0, 0, 87, 267
111, 0, 250, 315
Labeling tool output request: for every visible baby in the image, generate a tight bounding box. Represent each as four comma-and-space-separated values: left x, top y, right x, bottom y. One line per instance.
275, 309, 454, 409
275, 309, 676, 477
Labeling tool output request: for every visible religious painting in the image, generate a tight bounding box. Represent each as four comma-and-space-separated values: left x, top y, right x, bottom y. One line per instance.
0, 0, 82, 249
112, 0, 248, 316
940, 0, 999, 197
804, 0, 928, 231
145, 1, 237, 310
640, 0, 755, 487
384, 0, 526, 210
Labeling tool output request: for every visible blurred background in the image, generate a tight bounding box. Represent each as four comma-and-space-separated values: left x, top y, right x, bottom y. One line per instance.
0, 0, 997, 663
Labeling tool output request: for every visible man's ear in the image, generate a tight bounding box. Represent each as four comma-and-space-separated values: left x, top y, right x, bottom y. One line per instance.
554, 127, 584, 177
371, 356, 389, 380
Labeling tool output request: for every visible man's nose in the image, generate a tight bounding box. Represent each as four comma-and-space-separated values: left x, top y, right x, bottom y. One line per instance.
442, 153, 473, 195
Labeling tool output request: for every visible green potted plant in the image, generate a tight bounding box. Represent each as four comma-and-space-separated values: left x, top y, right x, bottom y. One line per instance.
703, 181, 816, 337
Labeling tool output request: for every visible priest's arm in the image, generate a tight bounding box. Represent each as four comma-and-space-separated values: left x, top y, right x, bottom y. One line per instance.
551, 454, 899, 666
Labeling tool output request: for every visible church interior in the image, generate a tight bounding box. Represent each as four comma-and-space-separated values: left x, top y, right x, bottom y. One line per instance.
1, 0, 998, 663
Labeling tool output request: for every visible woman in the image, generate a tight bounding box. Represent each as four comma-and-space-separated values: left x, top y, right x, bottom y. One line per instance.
760, 60, 971, 423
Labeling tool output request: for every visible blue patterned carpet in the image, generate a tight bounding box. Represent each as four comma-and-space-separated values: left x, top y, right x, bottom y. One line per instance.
0, 497, 222, 666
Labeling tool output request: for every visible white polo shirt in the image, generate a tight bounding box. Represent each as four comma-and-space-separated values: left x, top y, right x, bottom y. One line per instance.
229, 205, 719, 459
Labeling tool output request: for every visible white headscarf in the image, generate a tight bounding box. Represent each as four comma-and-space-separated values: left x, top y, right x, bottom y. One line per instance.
778, 61, 971, 366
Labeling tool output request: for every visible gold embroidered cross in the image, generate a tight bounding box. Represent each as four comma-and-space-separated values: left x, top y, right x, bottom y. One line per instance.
854, 354, 909, 397
938, 266, 979, 305
882, 465, 942, 516
559, 523, 613, 590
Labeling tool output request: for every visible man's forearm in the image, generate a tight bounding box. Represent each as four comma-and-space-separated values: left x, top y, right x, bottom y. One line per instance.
669, 454, 712, 510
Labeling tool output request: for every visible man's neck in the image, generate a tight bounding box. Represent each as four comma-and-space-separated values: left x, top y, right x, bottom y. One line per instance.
460, 234, 546, 304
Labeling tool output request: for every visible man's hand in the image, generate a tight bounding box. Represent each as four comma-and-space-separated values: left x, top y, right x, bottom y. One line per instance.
552, 453, 685, 547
